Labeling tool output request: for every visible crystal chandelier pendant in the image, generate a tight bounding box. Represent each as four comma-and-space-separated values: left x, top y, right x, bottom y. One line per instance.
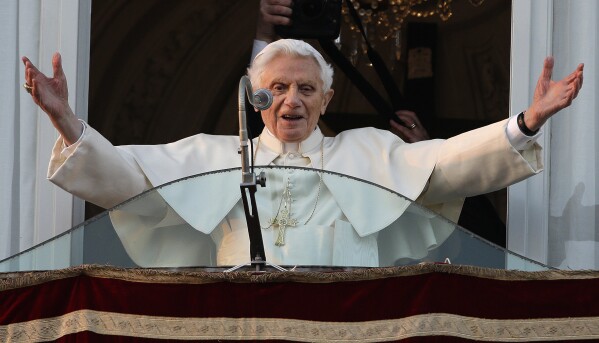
339, 0, 485, 67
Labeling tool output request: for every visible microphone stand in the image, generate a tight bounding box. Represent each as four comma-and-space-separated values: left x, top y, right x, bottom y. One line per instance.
225, 76, 286, 273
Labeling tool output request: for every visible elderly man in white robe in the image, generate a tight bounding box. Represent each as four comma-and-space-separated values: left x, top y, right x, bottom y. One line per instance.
22, 38, 583, 268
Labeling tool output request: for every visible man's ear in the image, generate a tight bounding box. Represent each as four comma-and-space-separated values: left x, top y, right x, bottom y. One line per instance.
321, 89, 334, 114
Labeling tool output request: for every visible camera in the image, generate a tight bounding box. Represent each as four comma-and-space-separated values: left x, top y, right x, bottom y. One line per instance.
275, 0, 342, 40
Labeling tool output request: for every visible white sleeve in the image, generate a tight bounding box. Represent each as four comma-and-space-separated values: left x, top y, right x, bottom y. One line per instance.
48, 123, 150, 209
251, 39, 269, 63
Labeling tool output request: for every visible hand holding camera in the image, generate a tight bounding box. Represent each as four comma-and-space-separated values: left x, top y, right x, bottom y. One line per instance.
256, 0, 293, 42
256, 0, 342, 42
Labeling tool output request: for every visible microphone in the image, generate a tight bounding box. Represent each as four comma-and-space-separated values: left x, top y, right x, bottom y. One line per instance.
252, 88, 273, 111
236, 76, 268, 270
238, 77, 272, 181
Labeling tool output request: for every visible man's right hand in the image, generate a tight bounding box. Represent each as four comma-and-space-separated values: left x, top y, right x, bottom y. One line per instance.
390, 110, 430, 143
256, 0, 293, 42
22, 53, 82, 145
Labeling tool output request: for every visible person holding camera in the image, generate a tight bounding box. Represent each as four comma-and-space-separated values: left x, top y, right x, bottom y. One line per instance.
254, 0, 431, 143
252, 0, 549, 249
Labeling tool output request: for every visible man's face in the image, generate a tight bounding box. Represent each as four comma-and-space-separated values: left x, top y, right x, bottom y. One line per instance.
259, 55, 334, 143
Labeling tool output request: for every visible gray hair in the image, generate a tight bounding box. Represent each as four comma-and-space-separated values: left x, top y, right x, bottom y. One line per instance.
247, 39, 334, 92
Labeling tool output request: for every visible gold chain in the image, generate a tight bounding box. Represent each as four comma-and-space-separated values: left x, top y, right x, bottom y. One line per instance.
253, 136, 324, 246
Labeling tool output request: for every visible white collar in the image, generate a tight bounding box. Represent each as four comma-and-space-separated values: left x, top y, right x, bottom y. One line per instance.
260, 127, 324, 155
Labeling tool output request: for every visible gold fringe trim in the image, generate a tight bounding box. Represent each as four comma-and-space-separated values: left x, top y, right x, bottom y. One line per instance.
2, 309, 599, 342
3, 263, 599, 292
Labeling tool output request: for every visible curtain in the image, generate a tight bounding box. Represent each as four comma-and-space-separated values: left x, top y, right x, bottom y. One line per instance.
508, 0, 599, 270
548, 0, 599, 269
0, 0, 88, 262
0, 0, 41, 260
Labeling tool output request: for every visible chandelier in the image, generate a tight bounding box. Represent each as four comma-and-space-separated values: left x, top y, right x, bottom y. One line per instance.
340, 0, 486, 65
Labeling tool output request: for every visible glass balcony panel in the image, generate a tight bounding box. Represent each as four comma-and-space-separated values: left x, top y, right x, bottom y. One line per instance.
0, 167, 549, 272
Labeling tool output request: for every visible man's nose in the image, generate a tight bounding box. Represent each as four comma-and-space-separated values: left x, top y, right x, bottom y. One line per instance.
283, 88, 301, 107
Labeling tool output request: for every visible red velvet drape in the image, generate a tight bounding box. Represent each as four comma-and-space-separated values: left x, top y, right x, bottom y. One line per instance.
2, 264, 599, 342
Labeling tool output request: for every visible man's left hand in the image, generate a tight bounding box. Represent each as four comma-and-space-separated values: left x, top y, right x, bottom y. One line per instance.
525, 57, 584, 131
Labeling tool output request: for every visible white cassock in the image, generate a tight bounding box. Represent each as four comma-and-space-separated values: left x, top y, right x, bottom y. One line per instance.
48, 119, 542, 267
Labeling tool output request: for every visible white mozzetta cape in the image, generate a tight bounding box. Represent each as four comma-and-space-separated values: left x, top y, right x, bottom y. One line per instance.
48, 119, 542, 267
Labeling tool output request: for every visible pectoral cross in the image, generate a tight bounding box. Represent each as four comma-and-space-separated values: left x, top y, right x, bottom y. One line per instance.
268, 181, 298, 246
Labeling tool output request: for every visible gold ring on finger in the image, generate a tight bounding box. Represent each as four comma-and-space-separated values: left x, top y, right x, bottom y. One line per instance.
23, 83, 33, 94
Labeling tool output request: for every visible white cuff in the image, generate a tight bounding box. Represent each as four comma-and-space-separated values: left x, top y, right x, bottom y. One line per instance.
506, 114, 542, 150
60, 119, 87, 157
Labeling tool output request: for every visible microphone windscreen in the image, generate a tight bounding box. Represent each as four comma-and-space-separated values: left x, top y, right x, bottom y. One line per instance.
253, 89, 273, 110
